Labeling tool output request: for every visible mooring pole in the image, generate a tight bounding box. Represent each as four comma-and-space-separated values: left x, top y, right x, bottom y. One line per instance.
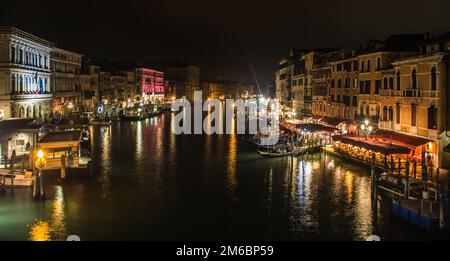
404, 161, 410, 200
371, 152, 377, 209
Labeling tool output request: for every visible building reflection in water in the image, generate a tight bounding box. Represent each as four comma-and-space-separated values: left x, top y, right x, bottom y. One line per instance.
29, 186, 67, 241
99, 126, 112, 199
226, 115, 237, 204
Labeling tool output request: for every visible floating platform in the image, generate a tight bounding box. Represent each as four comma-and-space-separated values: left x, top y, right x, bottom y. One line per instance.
390, 199, 440, 231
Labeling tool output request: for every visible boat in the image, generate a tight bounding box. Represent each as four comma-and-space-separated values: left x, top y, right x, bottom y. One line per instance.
242, 134, 290, 148
0, 171, 34, 188
257, 143, 299, 158
377, 172, 433, 200
120, 103, 162, 121
90, 118, 112, 126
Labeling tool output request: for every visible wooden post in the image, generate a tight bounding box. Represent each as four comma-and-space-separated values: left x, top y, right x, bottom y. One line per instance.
371, 152, 377, 209
61, 155, 66, 179
404, 161, 410, 200
413, 161, 417, 179
10, 151, 16, 188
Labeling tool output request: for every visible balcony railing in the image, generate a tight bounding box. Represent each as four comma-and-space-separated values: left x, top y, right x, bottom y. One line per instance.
402, 89, 422, 98
379, 120, 394, 130
422, 90, 439, 98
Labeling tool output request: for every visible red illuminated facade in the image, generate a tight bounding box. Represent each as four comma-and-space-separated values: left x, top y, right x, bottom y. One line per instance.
136, 68, 164, 95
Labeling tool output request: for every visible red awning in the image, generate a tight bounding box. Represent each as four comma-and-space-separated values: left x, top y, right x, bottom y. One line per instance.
320, 117, 345, 127
333, 135, 411, 155
375, 130, 432, 148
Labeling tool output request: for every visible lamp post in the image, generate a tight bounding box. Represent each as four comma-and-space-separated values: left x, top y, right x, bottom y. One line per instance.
360, 119, 373, 140
33, 149, 47, 199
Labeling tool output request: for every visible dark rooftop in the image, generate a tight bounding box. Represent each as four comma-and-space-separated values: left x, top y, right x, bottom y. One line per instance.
38, 130, 82, 143
0, 119, 40, 141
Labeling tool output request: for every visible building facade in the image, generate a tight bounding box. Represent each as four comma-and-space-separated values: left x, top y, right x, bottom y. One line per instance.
51, 47, 82, 116
135, 68, 165, 104
0, 27, 53, 121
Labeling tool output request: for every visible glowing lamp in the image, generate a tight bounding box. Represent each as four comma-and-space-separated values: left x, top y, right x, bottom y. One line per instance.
37, 150, 44, 159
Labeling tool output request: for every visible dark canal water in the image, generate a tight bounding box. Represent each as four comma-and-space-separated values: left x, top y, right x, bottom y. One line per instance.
0, 112, 441, 240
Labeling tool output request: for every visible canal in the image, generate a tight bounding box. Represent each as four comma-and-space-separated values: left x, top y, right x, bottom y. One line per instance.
0, 112, 441, 240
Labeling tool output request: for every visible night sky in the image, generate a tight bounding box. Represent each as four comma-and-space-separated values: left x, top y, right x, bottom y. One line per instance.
2, 0, 450, 91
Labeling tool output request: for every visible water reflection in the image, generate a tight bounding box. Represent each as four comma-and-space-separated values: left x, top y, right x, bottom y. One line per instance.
0, 112, 436, 240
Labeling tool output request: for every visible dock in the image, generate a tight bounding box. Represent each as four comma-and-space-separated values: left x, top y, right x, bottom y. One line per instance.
391, 199, 441, 231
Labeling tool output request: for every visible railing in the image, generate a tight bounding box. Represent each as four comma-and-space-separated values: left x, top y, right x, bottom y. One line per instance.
422, 90, 439, 98
380, 89, 396, 97
402, 89, 422, 98
379, 121, 394, 130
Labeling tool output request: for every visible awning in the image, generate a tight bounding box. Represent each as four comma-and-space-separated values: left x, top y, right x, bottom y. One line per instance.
375, 130, 432, 148
333, 135, 411, 155
296, 123, 337, 133
0, 119, 40, 141
319, 117, 345, 127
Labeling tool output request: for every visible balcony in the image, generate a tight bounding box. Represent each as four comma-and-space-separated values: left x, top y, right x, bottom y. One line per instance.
379, 89, 401, 97
402, 89, 422, 98
422, 90, 440, 98
379, 120, 394, 131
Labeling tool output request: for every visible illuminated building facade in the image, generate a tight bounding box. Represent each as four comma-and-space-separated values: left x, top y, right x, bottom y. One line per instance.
135, 68, 165, 104
328, 48, 359, 121
51, 47, 83, 116
0, 26, 53, 120
311, 65, 331, 118
80, 64, 100, 111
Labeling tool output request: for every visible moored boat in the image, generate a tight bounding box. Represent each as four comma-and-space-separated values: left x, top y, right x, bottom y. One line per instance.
0, 171, 34, 188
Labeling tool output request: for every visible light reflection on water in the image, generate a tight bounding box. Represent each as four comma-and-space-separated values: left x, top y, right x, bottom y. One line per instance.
0, 111, 439, 240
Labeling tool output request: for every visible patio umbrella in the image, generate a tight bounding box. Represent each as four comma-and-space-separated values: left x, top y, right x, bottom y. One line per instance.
421, 151, 427, 181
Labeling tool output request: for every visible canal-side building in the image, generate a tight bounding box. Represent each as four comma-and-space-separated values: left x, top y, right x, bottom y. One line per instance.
311, 62, 332, 119
51, 47, 83, 116
80, 64, 100, 112
135, 68, 165, 104
275, 49, 303, 108
0, 26, 53, 121
380, 32, 450, 169
356, 35, 421, 125
328, 47, 359, 122
291, 56, 305, 118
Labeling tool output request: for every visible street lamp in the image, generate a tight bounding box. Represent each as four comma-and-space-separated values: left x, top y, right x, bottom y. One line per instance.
35, 149, 47, 170
360, 119, 373, 140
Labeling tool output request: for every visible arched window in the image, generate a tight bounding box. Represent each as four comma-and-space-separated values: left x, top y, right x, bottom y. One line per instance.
366, 105, 370, 116
367, 60, 371, 72
411, 104, 417, 126
383, 106, 388, 121
331, 79, 335, 88
360, 104, 364, 116
389, 77, 394, 90
376, 106, 380, 120
411, 69, 417, 89
19, 106, 24, 118
396, 71, 401, 91
428, 105, 437, 129
18, 49, 23, 64
11, 46, 15, 62
383, 78, 388, 89
431, 67, 437, 91
361, 61, 365, 72
389, 107, 394, 121
19, 75, 23, 93
338, 79, 342, 88
11, 75, 16, 93
396, 103, 401, 124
